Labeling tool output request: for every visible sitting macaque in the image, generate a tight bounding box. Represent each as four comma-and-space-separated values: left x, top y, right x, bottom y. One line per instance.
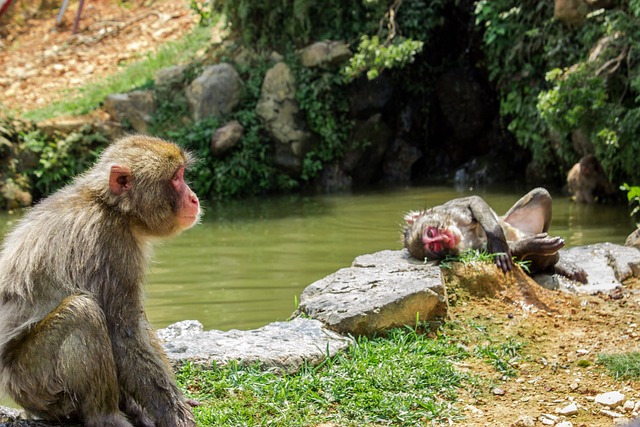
403, 187, 587, 282
0, 136, 201, 426
567, 155, 615, 204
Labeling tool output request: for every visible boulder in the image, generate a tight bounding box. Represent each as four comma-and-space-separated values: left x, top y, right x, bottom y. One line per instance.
103, 90, 155, 134
435, 67, 491, 143
554, 0, 589, 25
186, 63, 243, 122
36, 111, 122, 140
545, 243, 640, 293
159, 318, 351, 374
342, 113, 393, 185
0, 180, 31, 209
295, 250, 447, 336
298, 41, 352, 68
256, 62, 315, 176
314, 162, 352, 193
155, 64, 189, 89
210, 120, 243, 157
347, 74, 393, 119
382, 138, 421, 184
0, 405, 71, 426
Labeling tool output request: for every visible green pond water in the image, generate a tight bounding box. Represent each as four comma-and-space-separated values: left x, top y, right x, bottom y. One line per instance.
0, 185, 635, 333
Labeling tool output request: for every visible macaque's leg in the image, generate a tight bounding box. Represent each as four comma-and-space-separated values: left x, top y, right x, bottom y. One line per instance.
120, 394, 154, 427
3, 295, 133, 427
502, 187, 553, 234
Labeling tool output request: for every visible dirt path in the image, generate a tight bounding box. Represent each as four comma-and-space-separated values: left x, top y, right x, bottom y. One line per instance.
0, 0, 195, 114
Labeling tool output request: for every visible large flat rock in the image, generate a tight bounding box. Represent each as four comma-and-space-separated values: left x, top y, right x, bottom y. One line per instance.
158, 318, 351, 374
296, 250, 447, 336
554, 243, 640, 293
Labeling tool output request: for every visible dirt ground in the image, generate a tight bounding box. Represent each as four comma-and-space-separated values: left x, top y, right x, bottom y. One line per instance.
449, 269, 640, 427
1, 2, 639, 427
0, 0, 196, 114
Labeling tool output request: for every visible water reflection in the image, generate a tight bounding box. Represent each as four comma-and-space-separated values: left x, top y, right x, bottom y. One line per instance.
0, 186, 635, 332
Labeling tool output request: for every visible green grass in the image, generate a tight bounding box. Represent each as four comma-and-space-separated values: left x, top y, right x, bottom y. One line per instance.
439, 249, 531, 273
474, 338, 524, 378
22, 25, 213, 122
597, 351, 640, 380
177, 326, 472, 426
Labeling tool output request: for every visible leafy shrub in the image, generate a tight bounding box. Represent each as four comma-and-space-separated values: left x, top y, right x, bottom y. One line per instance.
22, 127, 106, 199
476, 0, 640, 184
342, 35, 424, 81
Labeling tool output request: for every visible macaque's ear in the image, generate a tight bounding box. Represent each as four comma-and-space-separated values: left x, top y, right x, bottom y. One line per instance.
109, 165, 132, 195
404, 211, 421, 225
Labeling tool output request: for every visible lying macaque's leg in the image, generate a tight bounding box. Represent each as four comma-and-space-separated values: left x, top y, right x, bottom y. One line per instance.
502, 187, 553, 234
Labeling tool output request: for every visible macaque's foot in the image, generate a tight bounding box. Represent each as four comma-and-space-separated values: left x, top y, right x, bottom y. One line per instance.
554, 259, 588, 283
511, 233, 565, 257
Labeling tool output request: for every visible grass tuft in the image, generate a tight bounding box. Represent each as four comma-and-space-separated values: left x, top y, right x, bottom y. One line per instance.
597, 351, 640, 380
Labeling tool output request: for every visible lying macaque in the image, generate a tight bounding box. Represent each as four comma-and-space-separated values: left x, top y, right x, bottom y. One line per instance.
403, 187, 587, 282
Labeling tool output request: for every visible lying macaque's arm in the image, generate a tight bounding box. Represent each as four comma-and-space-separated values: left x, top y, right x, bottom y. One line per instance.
464, 196, 513, 272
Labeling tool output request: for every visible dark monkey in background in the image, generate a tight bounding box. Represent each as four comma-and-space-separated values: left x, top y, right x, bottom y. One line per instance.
0, 136, 201, 426
403, 187, 586, 282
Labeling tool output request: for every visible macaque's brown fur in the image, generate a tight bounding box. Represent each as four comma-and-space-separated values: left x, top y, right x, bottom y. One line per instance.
567, 155, 615, 204
0, 136, 201, 427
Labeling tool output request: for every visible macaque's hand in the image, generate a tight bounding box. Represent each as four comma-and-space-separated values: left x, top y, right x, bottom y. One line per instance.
487, 236, 513, 273
186, 399, 201, 407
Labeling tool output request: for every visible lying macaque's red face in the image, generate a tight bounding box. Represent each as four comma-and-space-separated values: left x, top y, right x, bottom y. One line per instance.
422, 226, 461, 259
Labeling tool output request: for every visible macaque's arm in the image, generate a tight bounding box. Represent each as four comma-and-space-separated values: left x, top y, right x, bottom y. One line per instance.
465, 196, 513, 272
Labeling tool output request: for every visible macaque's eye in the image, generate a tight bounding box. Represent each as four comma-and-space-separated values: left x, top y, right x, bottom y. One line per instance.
426, 228, 434, 238
172, 167, 185, 184
428, 243, 435, 251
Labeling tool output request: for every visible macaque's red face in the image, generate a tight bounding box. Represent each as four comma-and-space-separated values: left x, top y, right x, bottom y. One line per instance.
171, 166, 201, 230
422, 226, 461, 259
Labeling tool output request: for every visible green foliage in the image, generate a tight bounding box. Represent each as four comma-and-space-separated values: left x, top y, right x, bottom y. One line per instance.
476, 0, 640, 184
536, 8, 640, 183
177, 325, 468, 426
439, 249, 531, 272
189, 0, 218, 27
154, 59, 298, 200
394, 0, 446, 40
292, 62, 352, 181
597, 351, 640, 380
342, 35, 424, 81
537, 65, 609, 165
21, 128, 106, 198
217, 0, 385, 48
622, 183, 640, 225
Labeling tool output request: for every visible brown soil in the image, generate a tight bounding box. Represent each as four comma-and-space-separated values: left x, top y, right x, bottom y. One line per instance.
0, 0, 195, 114
1, 3, 639, 426
448, 265, 640, 427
